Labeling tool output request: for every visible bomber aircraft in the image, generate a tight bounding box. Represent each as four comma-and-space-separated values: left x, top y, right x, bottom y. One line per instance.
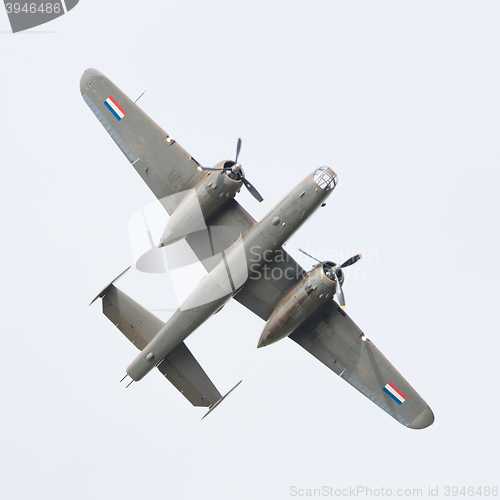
82, 69, 434, 429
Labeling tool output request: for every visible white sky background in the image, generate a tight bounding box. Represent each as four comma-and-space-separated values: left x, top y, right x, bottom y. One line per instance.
1, 1, 499, 499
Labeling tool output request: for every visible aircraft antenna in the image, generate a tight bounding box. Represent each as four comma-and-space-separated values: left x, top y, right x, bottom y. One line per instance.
134, 90, 146, 104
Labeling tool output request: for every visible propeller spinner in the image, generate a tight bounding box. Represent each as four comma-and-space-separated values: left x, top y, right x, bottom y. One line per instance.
198, 137, 265, 204
296, 247, 362, 309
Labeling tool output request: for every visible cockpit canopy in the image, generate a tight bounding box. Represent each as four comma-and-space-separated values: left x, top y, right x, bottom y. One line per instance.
313, 167, 338, 190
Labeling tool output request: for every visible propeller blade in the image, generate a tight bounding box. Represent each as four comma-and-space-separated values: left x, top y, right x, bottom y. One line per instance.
333, 272, 346, 309
296, 247, 323, 264
242, 176, 264, 204
341, 254, 362, 268
235, 137, 242, 164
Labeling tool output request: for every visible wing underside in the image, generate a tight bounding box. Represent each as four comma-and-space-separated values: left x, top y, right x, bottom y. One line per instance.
233, 247, 305, 320
289, 301, 434, 429
80, 68, 204, 206
230, 252, 433, 429
81, 68, 259, 273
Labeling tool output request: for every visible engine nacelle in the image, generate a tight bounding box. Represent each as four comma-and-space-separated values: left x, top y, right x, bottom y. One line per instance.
159, 163, 243, 247
257, 262, 342, 347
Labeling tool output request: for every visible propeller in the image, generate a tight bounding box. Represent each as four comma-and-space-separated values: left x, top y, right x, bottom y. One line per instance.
296, 247, 362, 309
197, 137, 265, 204
235, 136, 242, 163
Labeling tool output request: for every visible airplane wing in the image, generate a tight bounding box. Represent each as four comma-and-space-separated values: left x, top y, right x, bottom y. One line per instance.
233, 247, 304, 320
289, 302, 434, 429
80, 68, 204, 210
92, 274, 222, 407
81, 68, 258, 269
231, 251, 434, 429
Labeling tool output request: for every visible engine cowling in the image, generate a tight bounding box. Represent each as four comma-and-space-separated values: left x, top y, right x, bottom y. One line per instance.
257, 262, 342, 347
159, 163, 243, 247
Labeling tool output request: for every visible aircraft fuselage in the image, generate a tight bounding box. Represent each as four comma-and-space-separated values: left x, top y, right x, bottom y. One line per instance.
126, 167, 337, 381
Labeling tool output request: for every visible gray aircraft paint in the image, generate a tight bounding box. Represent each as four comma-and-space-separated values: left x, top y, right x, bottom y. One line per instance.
83, 69, 434, 429
126, 170, 334, 381
257, 262, 338, 347
158, 172, 242, 247
3, 0, 79, 33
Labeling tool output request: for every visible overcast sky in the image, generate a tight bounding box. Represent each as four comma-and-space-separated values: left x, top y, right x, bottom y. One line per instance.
1, 2, 499, 499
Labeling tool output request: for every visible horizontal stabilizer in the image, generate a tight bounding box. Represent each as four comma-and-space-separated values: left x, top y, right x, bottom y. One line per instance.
157, 344, 223, 407
92, 274, 164, 350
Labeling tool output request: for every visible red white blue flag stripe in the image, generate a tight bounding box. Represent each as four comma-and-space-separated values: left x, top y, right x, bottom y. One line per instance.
383, 381, 407, 405
104, 95, 126, 121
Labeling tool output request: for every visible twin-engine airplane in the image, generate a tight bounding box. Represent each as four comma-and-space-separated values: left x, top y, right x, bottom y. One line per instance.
82, 69, 434, 429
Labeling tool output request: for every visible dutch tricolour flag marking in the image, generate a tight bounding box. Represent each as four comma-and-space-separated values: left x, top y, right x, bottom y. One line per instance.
383, 381, 407, 405
104, 96, 126, 121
